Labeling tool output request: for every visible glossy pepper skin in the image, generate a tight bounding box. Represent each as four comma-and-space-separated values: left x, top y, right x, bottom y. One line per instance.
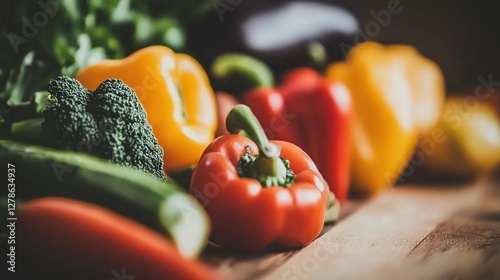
242, 68, 352, 204
190, 105, 328, 251
76, 46, 217, 172
325, 42, 444, 195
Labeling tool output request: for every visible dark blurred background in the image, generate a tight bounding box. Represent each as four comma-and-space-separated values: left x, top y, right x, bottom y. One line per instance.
333, 0, 500, 92
1, 0, 499, 100
184, 0, 500, 95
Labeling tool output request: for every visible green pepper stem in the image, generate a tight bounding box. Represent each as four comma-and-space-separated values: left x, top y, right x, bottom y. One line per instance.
227, 105, 295, 187
226, 105, 280, 158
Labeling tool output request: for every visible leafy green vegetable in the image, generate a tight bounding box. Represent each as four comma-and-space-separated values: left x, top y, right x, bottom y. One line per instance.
0, 0, 211, 123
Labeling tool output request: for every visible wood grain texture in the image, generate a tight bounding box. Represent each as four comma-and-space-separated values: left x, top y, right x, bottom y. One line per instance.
402, 178, 500, 280
201, 200, 364, 280
204, 177, 500, 280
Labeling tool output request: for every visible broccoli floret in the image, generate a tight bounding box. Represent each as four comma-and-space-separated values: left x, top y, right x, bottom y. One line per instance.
42, 76, 165, 180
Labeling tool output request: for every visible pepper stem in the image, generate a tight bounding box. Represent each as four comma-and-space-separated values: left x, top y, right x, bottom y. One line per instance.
226, 105, 295, 188
226, 105, 280, 158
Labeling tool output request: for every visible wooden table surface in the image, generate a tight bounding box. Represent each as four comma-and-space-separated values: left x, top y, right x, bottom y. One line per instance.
201, 173, 500, 280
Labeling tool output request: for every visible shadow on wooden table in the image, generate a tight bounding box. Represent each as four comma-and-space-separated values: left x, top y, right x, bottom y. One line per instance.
203, 172, 499, 280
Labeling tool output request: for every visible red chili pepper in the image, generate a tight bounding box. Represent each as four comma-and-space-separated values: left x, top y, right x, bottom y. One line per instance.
17, 197, 220, 280
190, 105, 329, 251
241, 68, 352, 204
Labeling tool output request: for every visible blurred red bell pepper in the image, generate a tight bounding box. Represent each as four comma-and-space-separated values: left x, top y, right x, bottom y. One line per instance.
241, 68, 352, 204
190, 105, 329, 251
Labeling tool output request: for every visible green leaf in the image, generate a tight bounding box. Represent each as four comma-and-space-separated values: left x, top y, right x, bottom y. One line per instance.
4, 51, 58, 108
34, 91, 50, 114
111, 0, 133, 23
74, 34, 106, 69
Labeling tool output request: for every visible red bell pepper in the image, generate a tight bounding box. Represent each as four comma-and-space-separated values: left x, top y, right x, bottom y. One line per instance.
241, 68, 352, 204
190, 105, 331, 251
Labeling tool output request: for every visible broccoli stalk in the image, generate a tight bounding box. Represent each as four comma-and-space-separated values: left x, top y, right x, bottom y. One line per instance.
39, 76, 165, 180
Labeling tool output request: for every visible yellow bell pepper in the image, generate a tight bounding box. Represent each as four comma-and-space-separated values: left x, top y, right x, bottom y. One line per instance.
76, 46, 217, 172
422, 97, 500, 177
326, 42, 445, 195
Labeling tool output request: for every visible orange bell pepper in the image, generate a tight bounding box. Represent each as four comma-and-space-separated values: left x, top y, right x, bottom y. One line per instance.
326, 42, 445, 195
76, 46, 217, 172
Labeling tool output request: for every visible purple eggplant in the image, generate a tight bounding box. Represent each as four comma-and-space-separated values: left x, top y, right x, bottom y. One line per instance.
188, 0, 359, 75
